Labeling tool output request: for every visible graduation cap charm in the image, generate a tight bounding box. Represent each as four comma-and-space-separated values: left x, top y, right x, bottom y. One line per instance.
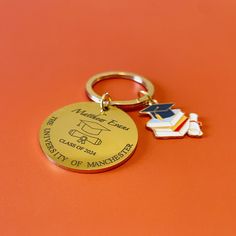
140, 102, 203, 138
140, 103, 175, 119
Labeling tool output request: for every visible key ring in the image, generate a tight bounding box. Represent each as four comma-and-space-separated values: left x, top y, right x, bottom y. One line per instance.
86, 71, 155, 109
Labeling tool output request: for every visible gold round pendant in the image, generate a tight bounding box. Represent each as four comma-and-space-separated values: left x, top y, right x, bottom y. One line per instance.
39, 102, 138, 173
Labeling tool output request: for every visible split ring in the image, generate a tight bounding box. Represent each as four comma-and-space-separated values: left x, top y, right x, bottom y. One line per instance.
86, 71, 155, 109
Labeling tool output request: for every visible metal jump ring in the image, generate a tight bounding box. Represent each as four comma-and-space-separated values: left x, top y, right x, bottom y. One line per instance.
86, 71, 155, 110
100, 92, 112, 111
138, 90, 158, 105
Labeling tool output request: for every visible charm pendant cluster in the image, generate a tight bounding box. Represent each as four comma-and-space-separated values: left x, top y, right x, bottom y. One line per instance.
140, 102, 203, 138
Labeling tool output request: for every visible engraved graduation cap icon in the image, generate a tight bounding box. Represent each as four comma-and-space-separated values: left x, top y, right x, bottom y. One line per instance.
140, 103, 175, 119
77, 120, 110, 136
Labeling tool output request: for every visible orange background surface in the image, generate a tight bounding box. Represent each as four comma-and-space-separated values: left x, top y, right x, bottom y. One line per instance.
0, 0, 236, 235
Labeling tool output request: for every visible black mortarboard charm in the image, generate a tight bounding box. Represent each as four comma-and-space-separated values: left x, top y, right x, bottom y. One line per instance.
140, 103, 175, 119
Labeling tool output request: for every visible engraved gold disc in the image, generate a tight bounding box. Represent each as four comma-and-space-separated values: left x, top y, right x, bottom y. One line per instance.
39, 102, 138, 173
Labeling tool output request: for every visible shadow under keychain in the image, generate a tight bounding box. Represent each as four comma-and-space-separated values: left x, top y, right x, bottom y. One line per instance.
39, 71, 203, 173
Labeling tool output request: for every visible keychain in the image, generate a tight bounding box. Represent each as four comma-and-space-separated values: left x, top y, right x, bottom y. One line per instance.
39, 71, 203, 173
